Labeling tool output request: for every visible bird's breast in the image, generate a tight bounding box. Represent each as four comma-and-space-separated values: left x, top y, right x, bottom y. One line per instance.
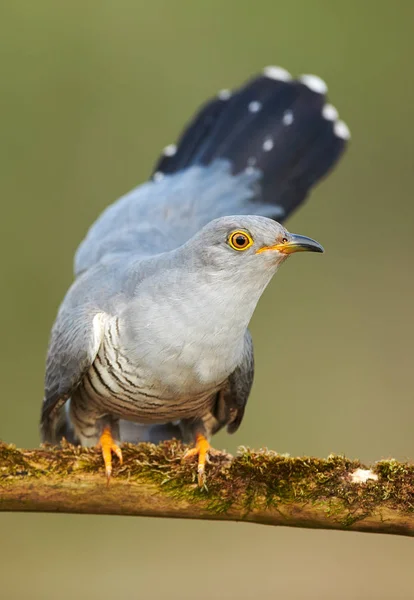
78, 318, 223, 424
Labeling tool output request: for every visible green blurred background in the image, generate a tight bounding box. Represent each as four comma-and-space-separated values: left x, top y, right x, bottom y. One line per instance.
1, 1, 414, 598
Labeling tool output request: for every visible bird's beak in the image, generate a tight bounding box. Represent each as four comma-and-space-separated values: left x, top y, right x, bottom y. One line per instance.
257, 234, 324, 255
279, 234, 324, 254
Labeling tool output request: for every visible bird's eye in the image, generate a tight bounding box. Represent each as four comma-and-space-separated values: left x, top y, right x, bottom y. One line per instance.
281, 237, 288, 244
228, 230, 254, 251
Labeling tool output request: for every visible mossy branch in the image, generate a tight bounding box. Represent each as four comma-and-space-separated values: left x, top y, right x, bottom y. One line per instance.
1, 440, 413, 536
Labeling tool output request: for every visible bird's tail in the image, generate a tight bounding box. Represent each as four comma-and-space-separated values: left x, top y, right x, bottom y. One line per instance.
152, 66, 349, 221
41, 401, 79, 445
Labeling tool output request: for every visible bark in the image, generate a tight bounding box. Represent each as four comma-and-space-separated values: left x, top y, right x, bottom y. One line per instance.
1, 440, 413, 537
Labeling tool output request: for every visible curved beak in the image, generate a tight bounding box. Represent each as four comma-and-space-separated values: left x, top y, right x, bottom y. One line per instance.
256, 234, 324, 255
279, 233, 324, 255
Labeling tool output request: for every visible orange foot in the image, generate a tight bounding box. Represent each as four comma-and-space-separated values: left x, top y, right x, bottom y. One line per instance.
183, 433, 216, 487
99, 426, 123, 482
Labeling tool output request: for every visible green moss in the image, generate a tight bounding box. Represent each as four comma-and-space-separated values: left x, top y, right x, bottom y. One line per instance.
116, 444, 414, 524
0, 443, 42, 478
1, 440, 413, 528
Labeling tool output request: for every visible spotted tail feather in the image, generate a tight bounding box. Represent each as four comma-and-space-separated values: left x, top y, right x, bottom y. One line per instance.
152, 66, 349, 221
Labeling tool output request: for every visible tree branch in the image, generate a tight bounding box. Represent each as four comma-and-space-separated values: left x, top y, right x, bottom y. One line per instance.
1, 440, 413, 536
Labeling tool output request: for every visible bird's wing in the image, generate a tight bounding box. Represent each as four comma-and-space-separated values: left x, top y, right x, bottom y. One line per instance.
40, 295, 109, 442
75, 67, 348, 276
218, 329, 255, 435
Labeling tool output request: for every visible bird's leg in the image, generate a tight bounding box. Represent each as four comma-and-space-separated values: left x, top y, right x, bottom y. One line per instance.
183, 432, 212, 487
99, 426, 123, 482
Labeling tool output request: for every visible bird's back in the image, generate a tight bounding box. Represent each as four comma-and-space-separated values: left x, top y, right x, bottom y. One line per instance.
74, 67, 349, 277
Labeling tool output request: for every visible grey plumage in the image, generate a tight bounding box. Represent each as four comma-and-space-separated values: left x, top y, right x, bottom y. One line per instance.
41, 67, 349, 469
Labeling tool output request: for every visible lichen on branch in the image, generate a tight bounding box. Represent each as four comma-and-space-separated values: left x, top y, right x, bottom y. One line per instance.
0, 440, 413, 536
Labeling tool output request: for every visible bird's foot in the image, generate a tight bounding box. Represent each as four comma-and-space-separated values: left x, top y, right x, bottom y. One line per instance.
99, 426, 123, 483
183, 433, 217, 487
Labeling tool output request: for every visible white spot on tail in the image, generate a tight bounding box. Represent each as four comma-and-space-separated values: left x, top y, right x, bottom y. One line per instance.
248, 100, 262, 113
263, 66, 292, 82
263, 138, 274, 152
163, 144, 177, 157
300, 74, 328, 94
218, 89, 231, 100
245, 166, 256, 175
350, 468, 378, 484
153, 172, 165, 182
282, 110, 294, 125
322, 104, 338, 121
334, 120, 351, 140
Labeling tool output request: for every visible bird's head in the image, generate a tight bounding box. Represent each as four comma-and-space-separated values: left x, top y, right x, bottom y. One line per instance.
190, 215, 323, 277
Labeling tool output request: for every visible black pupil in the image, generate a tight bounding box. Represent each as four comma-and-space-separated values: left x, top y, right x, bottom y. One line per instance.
235, 235, 247, 247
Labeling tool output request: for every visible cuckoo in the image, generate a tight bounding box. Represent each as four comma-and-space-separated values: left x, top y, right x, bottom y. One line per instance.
41, 66, 349, 485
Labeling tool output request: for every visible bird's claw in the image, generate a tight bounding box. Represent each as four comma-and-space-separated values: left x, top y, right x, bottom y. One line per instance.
183, 433, 212, 487
99, 426, 123, 484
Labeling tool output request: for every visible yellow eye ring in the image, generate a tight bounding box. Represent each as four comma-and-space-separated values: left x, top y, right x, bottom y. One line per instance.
228, 230, 254, 251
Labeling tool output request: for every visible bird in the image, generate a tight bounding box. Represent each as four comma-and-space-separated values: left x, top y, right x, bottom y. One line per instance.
40, 66, 349, 486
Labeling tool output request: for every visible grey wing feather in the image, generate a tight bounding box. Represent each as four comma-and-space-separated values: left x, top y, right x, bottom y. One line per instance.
214, 329, 254, 435
41, 302, 108, 442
